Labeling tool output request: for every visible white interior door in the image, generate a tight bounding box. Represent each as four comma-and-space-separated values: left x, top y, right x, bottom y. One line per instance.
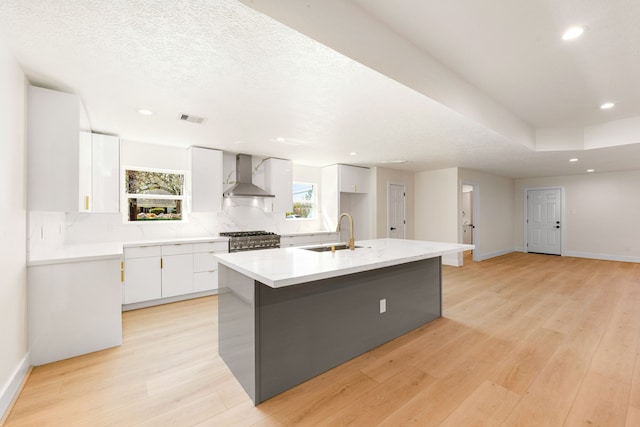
527, 188, 562, 255
388, 183, 406, 239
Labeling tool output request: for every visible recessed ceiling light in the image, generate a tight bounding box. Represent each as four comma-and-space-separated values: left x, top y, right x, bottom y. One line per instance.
350, 152, 358, 156
586, 169, 595, 173
569, 158, 579, 162
276, 137, 286, 142
562, 26, 584, 40
600, 102, 615, 109
138, 109, 153, 115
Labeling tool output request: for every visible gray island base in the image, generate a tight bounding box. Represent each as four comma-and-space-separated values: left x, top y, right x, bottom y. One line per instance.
218, 256, 442, 404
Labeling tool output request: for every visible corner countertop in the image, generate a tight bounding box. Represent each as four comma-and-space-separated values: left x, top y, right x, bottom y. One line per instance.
215, 238, 473, 288
27, 236, 229, 267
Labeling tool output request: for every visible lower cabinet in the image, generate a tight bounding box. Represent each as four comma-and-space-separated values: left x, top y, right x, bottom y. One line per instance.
161, 244, 194, 298
193, 242, 225, 292
28, 258, 123, 366
122, 246, 162, 304
122, 240, 227, 307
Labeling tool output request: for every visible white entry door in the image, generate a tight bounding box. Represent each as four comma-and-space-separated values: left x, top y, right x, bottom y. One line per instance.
527, 188, 562, 255
388, 183, 406, 239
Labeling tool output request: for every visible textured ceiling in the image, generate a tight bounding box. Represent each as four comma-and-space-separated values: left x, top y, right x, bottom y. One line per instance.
0, 0, 638, 177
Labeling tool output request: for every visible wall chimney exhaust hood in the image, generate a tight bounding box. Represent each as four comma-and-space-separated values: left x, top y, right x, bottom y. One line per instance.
223, 154, 275, 198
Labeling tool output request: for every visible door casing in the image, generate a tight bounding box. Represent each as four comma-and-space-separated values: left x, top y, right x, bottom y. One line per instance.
524, 186, 565, 255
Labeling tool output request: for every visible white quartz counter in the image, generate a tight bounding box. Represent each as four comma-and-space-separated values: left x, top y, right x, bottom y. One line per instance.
215, 238, 473, 288
28, 236, 228, 266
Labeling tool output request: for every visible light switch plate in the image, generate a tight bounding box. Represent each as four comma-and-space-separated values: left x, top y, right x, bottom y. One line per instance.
380, 298, 386, 313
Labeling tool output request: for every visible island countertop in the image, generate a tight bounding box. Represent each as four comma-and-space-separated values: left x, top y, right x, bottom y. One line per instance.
215, 238, 473, 288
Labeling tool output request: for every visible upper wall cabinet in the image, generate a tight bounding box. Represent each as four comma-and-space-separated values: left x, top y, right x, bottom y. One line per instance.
28, 86, 82, 212
79, 132, 120, 213
264, 158, 293, 214
338, 164, 370, 193
187, 146, 223, 212
28, 86, 121, 213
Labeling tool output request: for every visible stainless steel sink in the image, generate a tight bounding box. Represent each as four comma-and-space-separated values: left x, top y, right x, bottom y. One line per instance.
302, 244, 367, 252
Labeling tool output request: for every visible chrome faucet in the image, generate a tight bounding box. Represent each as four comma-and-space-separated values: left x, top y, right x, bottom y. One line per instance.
336, 213, 355, 250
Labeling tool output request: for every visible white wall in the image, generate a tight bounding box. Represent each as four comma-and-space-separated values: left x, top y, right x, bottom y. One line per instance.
515, 170, 640, 262
0, 41, 28, 419
459, 168, 515, 260
370, 167, 415, 239
414, 168, 459, 265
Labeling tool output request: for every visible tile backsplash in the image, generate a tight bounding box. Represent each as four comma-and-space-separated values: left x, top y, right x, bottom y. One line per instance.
29, 198, 324, 254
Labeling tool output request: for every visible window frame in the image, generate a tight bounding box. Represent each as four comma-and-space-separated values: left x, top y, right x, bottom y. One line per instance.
122, 166, 187, 223
288, 181, 317, 220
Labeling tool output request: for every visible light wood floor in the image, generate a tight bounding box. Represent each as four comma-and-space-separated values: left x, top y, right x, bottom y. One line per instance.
5, 252, 640, 426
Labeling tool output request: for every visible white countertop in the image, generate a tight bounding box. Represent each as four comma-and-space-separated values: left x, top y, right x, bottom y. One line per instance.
28, 236, 229, 266
215, 238, 473, 288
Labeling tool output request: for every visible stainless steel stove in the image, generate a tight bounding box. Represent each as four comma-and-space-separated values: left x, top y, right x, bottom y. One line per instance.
220, 231, 280, 252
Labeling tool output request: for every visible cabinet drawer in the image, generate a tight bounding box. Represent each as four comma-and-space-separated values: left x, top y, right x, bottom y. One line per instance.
161, 243, 194, 256
193, 241, 228, 253
124, 245, 161, 259
194, 271, 218, 292
194, 252, 219, 273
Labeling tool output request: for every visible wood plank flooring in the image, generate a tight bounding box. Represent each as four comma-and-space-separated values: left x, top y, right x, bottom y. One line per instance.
4, 252, 640, 426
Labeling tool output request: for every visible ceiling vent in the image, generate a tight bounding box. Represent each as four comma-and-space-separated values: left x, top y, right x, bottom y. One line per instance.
178, 113, 207, 124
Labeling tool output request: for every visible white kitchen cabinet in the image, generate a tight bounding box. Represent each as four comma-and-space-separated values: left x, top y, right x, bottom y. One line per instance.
264, 157, 293, 214
187, 146, 223, 212
28, 258, 122, 366
28, 86, 84, 212
123, 246, 162, 304
321, 164, 370, 241
338, 164, 369, 193
193, 241, 227, 292
123, 240, 227, 308
79, 131, 120, 213
91, 133, 120, 212
161, 244, 194, 297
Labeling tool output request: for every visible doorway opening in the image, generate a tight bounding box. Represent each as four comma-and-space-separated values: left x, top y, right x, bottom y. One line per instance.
387, 182, 406, 239
461, 182, 480, 263
525, 187, 563, 255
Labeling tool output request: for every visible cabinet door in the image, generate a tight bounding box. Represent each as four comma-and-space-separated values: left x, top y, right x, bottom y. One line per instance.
28, 259, 122, 366
264, 158, 293, 214
189, 147, 223, 212
28, 86, 81, 212
123, 257, 161, 304
338, 164, 355, 193
352, 167, 370, 193
161, 254, 194, 297
78, 131, 92, 211
91, 133, 120, 213
338, 165, 369, 193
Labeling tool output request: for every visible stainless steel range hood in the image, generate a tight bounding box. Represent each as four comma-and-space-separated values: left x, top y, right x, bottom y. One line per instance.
223, 154, 275, 198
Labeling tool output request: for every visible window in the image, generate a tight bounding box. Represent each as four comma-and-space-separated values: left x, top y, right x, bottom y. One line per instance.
125, 169, 185, 221
288, 182, 315, 219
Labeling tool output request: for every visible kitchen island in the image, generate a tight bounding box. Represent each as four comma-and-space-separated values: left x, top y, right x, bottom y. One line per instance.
215, 238, 472, 404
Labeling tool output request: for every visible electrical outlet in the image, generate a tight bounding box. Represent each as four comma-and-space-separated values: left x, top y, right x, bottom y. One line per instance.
380, 298, 386, 313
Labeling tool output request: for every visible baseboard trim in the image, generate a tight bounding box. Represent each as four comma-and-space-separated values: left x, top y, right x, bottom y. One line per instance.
0, 352, 31, 424
563, 251, 640, 263
122, 290, 218, 312
476, 248, 515, 261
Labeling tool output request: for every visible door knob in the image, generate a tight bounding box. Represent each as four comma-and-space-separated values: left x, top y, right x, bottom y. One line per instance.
555, 225, 560, 229
556, 221, 560, 224
390, 227, 396, 230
